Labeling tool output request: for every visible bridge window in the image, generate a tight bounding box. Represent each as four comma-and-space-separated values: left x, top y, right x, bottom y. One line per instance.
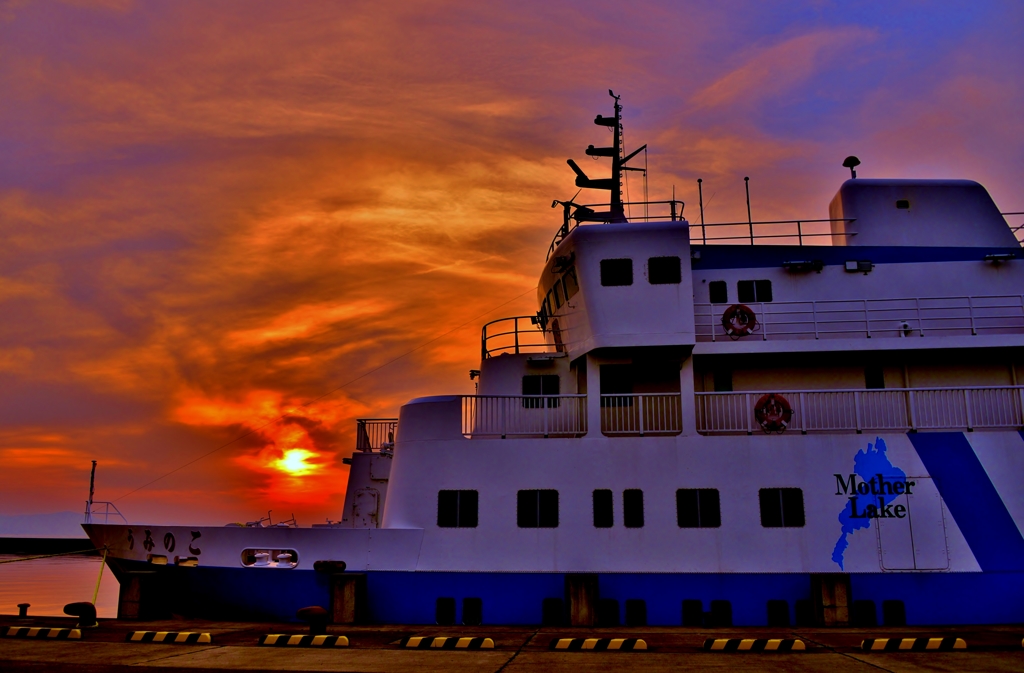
648, 256, 681, 284
601, 258, 633, 286
676, 488, 721, 528
593, 489, 614, 528
518, 489, 559, 528
759, 488, 804, 528
623, 489, 645, 528
522, 375, 560, 408
553, 281, 564, 308
738, 279, 772, 303
437, 490, 478, 528
709, 280, 728, 304
563, 267, 580, 299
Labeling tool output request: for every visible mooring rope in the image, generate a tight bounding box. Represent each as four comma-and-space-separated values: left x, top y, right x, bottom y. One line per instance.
0, 546, 103, 564
91, 547, 108, 604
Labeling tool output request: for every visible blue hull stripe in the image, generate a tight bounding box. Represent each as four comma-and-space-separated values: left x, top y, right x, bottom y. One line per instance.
908, 432, 1024, 572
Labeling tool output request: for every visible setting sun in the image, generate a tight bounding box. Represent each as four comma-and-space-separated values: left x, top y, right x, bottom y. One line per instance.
275, 449, 318, 476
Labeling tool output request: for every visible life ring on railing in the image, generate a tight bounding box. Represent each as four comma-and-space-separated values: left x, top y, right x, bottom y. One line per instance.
721, 304, 758, 339
754, 393, 792, 434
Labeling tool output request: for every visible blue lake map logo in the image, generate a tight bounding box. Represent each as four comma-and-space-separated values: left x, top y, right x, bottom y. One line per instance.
832, 437, 913, 569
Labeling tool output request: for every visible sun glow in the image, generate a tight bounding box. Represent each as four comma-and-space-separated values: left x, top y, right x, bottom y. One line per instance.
275, 448, 318, 476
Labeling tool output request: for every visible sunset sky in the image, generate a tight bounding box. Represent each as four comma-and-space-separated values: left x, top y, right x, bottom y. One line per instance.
1, 1, 1022, 527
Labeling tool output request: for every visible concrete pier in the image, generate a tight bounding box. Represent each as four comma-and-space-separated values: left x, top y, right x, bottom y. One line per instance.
3, 612, 1024, 672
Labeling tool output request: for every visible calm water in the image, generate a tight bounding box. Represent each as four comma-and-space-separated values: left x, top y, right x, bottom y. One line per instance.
0, 553, 120, 617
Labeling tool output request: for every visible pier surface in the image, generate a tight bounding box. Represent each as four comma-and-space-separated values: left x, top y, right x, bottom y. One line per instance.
2, 614, 1023, 672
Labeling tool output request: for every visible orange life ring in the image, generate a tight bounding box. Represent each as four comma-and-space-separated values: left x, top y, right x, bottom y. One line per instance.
754, 393, 792, 434
721, 304, 758, 338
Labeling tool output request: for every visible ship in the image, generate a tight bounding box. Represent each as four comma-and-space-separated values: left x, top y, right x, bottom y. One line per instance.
84, 91, 1024, 628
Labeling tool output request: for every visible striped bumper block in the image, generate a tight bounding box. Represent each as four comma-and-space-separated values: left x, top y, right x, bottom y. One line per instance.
550, 638, 647, 651
398, 636, 494, 649
3, 627, 81, 640
703, 638, 806, 652
127, 631, 211, 644
259, 634, 349, 647
861, 637, 966, 652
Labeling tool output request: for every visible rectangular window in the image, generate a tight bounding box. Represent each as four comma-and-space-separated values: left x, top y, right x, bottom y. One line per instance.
648, 256, 681, 284
712, 370, 733, 392
737, 279, 773, 303
759, 488, 805, 528
600, 258, 633, 286
708, 280, 728, 304
522, 374, 560, 408
437, 490, 478, 528
593, 489, 613, 528
865, 365, 885, 389
563, 267, 580, 299
553, 282, 564, 308
623, 489, 644, 528
518, 489, 559, 528
676, 488, 721, 528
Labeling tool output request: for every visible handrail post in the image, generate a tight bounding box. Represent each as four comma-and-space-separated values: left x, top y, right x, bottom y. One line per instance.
638, 395, 645, 436
514, 318, 520, 354
864, 299, 871, 338
799, 392, 806, 434
745, 393, 752, 435
797, 220, 803, 246
916, 297, 924, 336
543, 396, 549, 438
501, 396, 507, 439
854, 391, 862, 434
964, 389, 973, 431
968, 296, 977, 335
811, 301, 819, 339
908, 390, 917, 431
761, 302, 767, 341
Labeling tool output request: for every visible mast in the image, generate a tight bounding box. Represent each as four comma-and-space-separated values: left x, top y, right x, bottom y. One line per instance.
565, 90, 646, 224
85, 460, 96, 524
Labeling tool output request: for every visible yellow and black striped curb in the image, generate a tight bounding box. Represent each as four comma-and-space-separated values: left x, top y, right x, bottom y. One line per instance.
127, 631, 211, 644
259, 634, 349, 647
397, 636, 494, 649
3, 627, 81, 640
703, 638, 806, 652
861, 637, 966, 651
550, 638, 647, 651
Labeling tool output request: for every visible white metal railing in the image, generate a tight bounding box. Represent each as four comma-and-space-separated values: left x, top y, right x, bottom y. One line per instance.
84, 501, 128, 525
696, 386, 1024, 434
481, 316, 552, 358
696, 294, 1024, 342
355, 418, 397, 451
600, 393, 683, 436
462, 395, 587, 438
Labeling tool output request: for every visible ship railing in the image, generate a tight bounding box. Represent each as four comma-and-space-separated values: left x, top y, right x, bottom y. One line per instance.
356, 418, 398, 452
85, 501, 128, 525
481, 316, 552, 359
600, 393, 683, 436
695, 294, 1024, 342
696, 385, 1024, 435
547, 200, 686, 260
462, 395, 587, 438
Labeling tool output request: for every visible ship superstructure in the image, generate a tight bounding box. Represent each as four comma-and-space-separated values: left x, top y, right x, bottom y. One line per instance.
85, 92, 1024, 628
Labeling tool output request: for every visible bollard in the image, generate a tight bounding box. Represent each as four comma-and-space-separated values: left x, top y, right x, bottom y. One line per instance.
16, 603, 30, 619
64, 602, 98, 628
296, 606, 329, 636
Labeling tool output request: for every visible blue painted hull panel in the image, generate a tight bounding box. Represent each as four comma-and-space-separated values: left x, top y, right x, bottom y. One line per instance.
127, 561, 1024, 625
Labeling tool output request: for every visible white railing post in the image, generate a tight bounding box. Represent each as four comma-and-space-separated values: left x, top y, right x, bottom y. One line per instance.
916, 298, 924, 336
964, 389, 973, 431
864, 299, 871, 337
501, 397, 507, 439
638, 395, 645, 436
967, 296, 977, 335
854, 391, 862, 434
799, 392, 806, 434
811, 301, 819, 339
745, 393, 752, 434
761, 302, 768, 340
908, 390, 917, 431
543, 396, 549, 437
